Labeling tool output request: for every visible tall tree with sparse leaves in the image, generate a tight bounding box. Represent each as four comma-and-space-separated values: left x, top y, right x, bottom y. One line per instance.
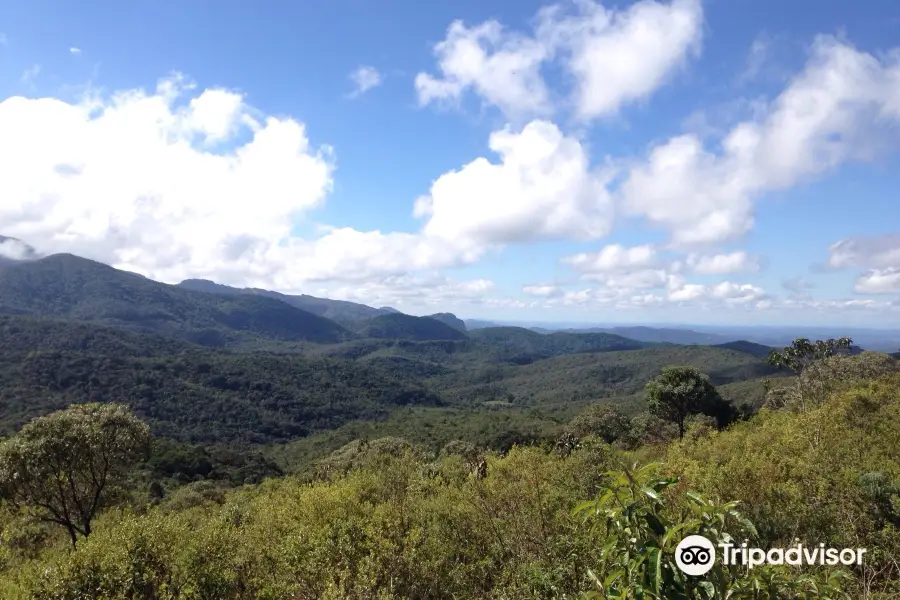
767, 337, 853, 376
0, 403, 150, 548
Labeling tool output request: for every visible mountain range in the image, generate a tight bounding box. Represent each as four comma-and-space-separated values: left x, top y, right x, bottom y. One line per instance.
0, 243, 838, 463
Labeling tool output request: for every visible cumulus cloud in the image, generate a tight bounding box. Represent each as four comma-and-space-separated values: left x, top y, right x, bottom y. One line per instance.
825, 235, 900, 295
323, 273, 495, 308
415, 19, 552, 116
418, 120, 614, 245
854, 268, 900, 294
0, 75, 335, 285
563, 243, 657, 273
685, 251, 759, 274
827, 234, 900, 269
70, 47, 82, 55
523, 284, 563, 297
666, 280, 766, 305
0, 79, 616, 293
536, 0, 703, 119
348, 66, 382, 98
621, 36, 900, 247
416, 0, 703, 119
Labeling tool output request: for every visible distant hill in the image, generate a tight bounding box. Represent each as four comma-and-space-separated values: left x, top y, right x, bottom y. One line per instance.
566, 326, 734, 346
431, 345, 780, 410
464, 319, 503, 330
427, 312, 467, 332
713, 340, 775, 358
0, 255, 350, 345
468, 327, 645, 363
178, 279, 389, 326
356, 313, 469, 341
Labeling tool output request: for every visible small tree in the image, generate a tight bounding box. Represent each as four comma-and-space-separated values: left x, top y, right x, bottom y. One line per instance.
645, 366, 729, 438
567, 403, 631, 444
0, 403, 150, 548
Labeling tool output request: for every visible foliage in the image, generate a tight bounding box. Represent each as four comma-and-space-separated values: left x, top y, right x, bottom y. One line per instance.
0, 348, 440, 444
666, 373, 900, 597
644, 367, 736, 438
0, 403, 150, 547
767, 337, 853, 377
356, 313, 469, 341
765, 351, 900, 411
566, 403, 632, 444
575, 463, 850, 599
467, 327, 646, 363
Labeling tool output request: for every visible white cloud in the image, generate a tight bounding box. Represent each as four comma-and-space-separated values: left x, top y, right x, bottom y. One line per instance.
602, 269, 671, 290
827, 234, 900, 269
0, 237, 36, 260
854, 268, 900, 294
348, 66, 382, 98
523, 284, 562, 297
0, 75, 335, 286
685, 250, 759, 274
0, 33, 7, 46
536, 0, 703, 119
0, 80, 615, 292
415, 19, 551, 116
418, 120, 614, 245
666, 280, 766, 304
70, 47, 82, 55
621, 36, 900, 247
416, 0, 704, 120
324, 273, 495, 309
563, 243, 657, 273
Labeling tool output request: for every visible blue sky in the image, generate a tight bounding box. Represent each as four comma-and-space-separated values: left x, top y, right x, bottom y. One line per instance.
1, 0, 900, 325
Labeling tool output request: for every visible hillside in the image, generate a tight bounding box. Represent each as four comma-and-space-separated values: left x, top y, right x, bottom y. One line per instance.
431, 345, 779, 410
426, 312, 467, 332
356, 313, 469, 341
468, 326, 646, 363
0, 348, 440, 444
0, 315, 193, 357
570, 326, 734, 345
0, 255, 350, 345
178, 278, 388, 325
712, 340, 775, 358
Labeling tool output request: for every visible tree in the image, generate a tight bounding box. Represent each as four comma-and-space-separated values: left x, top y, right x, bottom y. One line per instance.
566, 403, 631, 444
767, 337, 853, 376
644, 366, 730, 438
766, 337, 854, 410
0, 403, 150, 548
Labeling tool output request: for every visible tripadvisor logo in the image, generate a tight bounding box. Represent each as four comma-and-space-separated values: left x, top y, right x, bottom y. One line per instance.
676, 535, 716, 576
675, 535, 868, 576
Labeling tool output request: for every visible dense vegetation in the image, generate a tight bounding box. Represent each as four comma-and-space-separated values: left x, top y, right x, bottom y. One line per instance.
355, 313, 470, 341
177, 278, 390, 326
0, 351, 896, 598
0, 253, 897, 596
